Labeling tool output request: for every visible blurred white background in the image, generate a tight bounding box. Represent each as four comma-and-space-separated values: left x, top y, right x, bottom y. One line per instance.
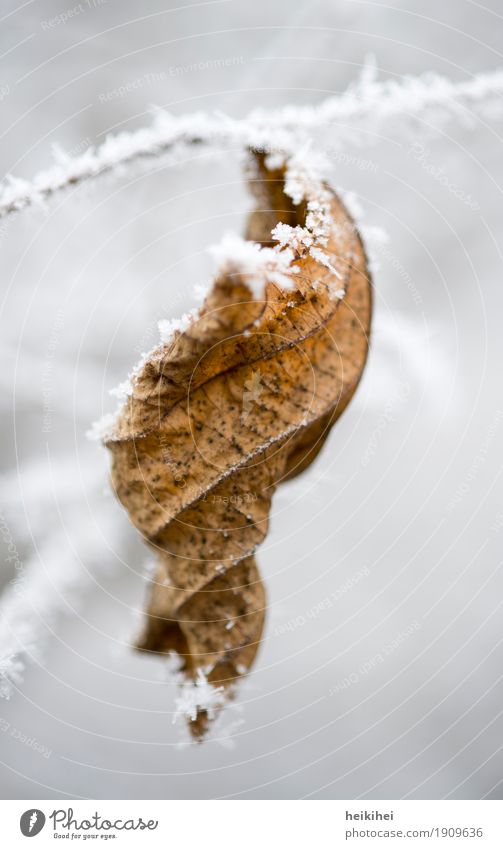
1, 0, 503, 799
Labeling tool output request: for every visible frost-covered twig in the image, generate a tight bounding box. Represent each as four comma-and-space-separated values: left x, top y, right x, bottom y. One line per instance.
1, 65, 502, 218
255, 63, 503, 130
0, 460, 124, 699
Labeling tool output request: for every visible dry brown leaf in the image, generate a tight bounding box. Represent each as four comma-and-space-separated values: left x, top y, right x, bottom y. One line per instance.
102, 148, 372, 738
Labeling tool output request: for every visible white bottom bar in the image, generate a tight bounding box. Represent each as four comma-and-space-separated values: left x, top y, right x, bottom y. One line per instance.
3, 799, 503, 847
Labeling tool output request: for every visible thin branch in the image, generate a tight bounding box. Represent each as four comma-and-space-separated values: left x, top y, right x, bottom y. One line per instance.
1, 66, 502, 219
0, 458, 127, 698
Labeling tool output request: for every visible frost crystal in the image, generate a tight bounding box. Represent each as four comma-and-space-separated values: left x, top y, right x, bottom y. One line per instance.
158, 309, 199, 344
109, 379, 133, 401
272, 222, 314, 252
209, 233, 296, 297
309, 246, 342, 280
86, 412, 118, 442
0, 655, 24, 699
173, 669, 226, 723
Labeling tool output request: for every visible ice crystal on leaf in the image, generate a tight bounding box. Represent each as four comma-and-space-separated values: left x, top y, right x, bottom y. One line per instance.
173, 669, 226, 724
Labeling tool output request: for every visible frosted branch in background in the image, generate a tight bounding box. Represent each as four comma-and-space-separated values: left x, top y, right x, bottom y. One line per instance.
0, 64, 502, 218
257, 63, 503, 130
0, 460, 125, 699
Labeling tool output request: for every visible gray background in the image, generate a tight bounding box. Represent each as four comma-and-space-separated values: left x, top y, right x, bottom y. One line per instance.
0, 0, 502, 799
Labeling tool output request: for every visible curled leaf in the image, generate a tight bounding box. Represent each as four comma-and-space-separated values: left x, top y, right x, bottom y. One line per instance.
102, 148, 372, 738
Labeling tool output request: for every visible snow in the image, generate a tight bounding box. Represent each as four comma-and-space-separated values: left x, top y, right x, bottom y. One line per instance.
272, 222, 314, 252
209, 232, 297, 297
158, 309, 199, 343
108, 379, 133, 402
86, 412, 118, 442
0, 654, 24, 699
173, 668, 227, 723
309, 246, 343, 281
